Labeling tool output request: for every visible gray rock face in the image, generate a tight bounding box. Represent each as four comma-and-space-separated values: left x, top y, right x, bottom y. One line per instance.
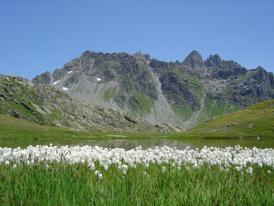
225, 67, 274, 106
205, 55, 247, 79
32, 50, 274, 129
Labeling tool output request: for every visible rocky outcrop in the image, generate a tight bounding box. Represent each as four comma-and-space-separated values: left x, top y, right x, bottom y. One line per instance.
225, 67, 274, 106
205, 55, 247, 79
204, 54, 222, 67
32, 71, 52, 85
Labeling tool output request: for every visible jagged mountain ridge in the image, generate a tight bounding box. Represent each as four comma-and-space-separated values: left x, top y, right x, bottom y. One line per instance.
0, 75, 157, 132
33, 50, 274, 129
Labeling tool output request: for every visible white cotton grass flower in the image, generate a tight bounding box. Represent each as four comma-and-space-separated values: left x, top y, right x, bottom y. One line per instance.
235, 166, 242, 172
103, 164, 109, 171
144, 171, 149, 176
267, 170, 271, 174
0, 145, 274, 175
121, 164, 128, 171
98, 173, 103, 180
94, 170, 100, 175
88, 162, 95, 171
224, 167, 230, 172
119, 164, 128, 175
94, 170, 103, 180
161, 166, 166, 173
246, 167, 253, 175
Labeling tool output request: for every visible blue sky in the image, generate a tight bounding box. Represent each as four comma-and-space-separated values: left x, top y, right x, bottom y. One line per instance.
1, 0, 274, 79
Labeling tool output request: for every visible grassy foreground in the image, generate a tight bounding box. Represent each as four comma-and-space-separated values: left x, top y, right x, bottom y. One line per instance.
0, 163, 273, 205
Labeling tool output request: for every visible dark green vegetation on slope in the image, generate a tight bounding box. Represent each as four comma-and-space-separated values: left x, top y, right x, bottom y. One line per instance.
0, 164, 273, 205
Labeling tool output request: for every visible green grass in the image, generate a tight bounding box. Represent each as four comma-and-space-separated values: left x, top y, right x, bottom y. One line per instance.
0, 114, 89, 147
185, 99, 274, 138
0, 163, 273, 205
129, 90, 155, 116
103, 87, 119, 101
200, 96, 239, 121
172, 104, 193, 120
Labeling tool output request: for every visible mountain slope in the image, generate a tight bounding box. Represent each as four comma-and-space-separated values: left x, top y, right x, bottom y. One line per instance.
186, 99, 274, 138
0, 75, 156, 132
32, 50, 274, 129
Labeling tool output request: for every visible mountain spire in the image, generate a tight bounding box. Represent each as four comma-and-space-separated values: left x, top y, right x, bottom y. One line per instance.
205, 54, 222, 67
183, 50, 205, 71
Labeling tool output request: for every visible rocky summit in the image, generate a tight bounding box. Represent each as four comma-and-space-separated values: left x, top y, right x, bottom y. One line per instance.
32, 50, 274, 130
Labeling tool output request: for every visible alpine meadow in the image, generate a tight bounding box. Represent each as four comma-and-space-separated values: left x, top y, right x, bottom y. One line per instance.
1, 1, 274, 205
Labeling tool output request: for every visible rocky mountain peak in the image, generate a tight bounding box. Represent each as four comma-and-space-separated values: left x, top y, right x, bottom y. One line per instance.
254, 66, 265, 71
205, 54, 222, 67
31, 50, 274, 129
188, 50, 202, 57
252, 66, 269, 83
182, 50, 204, 71
32, 71, 52, 85
81, 50, 93, 57
133, 52, 151, 62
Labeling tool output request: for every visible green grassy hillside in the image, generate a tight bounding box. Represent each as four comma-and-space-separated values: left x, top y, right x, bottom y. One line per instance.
186, 99, 274, 138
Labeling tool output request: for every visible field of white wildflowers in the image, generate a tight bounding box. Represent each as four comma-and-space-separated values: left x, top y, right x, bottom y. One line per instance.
0, 145, 273, 205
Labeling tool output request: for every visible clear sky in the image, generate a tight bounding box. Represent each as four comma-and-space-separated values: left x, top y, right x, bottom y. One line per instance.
1, 0, 274, 79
